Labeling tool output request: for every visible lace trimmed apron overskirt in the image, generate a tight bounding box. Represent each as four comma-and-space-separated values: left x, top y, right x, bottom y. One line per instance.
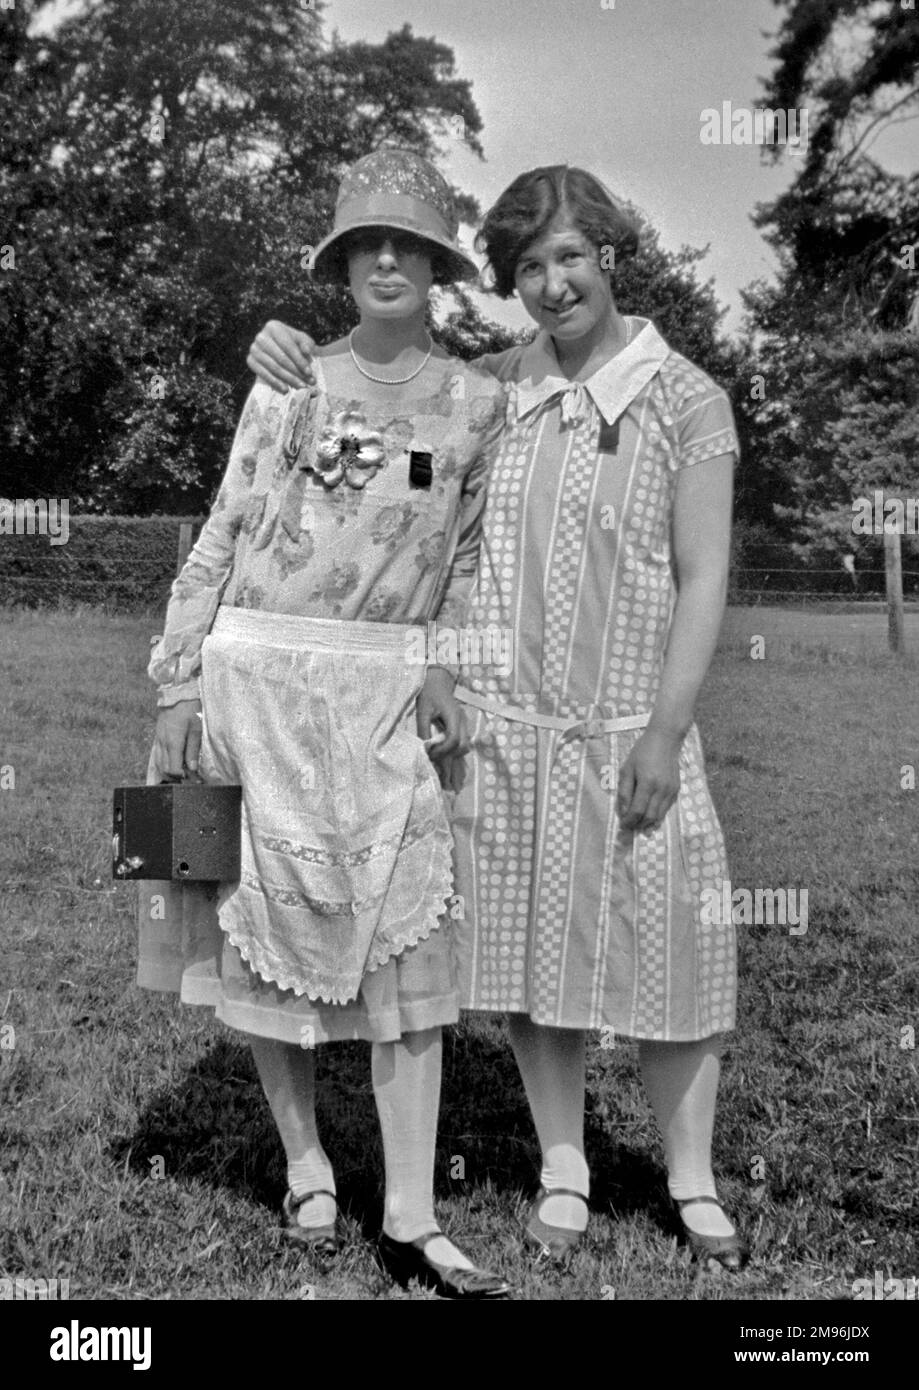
136, 606, 457, 1042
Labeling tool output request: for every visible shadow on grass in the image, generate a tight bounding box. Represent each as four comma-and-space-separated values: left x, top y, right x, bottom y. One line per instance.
111, 1018, 671, 1238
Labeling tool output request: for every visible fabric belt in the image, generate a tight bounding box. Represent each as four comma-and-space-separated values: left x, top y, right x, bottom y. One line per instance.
455, 686, 650, 746
212, 605, 416, 656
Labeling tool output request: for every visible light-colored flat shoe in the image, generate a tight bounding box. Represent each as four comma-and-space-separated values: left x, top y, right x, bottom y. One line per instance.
281, 1189, 339, 1258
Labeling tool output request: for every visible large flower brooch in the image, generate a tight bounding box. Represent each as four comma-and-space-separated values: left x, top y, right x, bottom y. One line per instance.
313, 410, 386, 489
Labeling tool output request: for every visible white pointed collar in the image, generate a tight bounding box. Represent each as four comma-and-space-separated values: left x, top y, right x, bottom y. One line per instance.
514, 317, 670, 425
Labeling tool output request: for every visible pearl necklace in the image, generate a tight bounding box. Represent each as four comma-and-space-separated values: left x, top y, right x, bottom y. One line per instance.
348, 328, 434, 385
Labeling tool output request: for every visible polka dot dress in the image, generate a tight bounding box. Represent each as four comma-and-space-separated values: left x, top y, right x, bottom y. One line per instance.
450, 320, 739, 1039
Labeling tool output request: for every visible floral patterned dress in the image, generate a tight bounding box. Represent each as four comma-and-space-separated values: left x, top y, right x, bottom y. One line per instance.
138, 348, 506, 1043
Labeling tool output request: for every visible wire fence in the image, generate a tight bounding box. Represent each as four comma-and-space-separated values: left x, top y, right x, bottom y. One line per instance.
3, 519, 918, 613
3, 571, 918, 612
729, 567, 919, 605
0, 574, 171, 613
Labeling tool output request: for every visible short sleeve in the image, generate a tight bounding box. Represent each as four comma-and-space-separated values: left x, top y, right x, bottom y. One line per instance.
676, 383, 740, 469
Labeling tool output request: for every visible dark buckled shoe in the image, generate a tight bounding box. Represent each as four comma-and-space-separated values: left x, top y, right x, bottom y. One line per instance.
524, 1186, 589, 1267
674, 1195, 749, 1272
378, 1230, 511, 1300
281, 1189, 339, 1258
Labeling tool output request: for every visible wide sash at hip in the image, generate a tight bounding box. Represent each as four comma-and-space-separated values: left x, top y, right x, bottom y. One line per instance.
212, 604, 418, 656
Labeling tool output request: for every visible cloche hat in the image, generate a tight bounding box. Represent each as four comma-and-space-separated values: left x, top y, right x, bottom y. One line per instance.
310, 147, 479, 285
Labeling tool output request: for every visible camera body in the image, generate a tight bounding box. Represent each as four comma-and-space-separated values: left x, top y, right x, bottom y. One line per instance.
112, 782, 242, 881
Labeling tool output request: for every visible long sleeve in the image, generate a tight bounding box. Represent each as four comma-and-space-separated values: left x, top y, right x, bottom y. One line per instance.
432, 384, 508, 676
148, 384, 276, 706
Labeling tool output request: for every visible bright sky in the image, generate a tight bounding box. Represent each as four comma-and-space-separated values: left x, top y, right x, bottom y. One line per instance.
319, 0, 915, 339
36, 0, 917, 340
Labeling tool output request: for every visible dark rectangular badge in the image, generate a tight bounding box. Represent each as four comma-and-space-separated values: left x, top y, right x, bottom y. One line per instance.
598, 420, 620, 454
408, 450, 433, 488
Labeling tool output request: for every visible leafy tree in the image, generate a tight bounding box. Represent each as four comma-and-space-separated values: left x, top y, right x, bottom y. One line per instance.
431, 286, 527, 360
0, 1, 491, 512
735, 0, 919, 550
1, 0, 750, 521
756, 0, 919, 330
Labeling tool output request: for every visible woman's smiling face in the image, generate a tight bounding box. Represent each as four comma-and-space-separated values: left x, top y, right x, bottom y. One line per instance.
513, 216, 613, 341
346, 230, 434, 320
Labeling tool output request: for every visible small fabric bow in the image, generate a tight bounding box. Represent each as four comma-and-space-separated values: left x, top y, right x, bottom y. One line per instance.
558, 381, 590, 426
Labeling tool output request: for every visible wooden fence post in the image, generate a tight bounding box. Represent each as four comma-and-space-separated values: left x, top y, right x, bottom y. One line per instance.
176, 522, 193, 577
885, 529, 905, 654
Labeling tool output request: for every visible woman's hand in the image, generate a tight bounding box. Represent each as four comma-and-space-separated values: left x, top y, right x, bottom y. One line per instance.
616, 727, 682, 833
152, 699, 203, 779
247, 320, 317, 393
416, 666, 470, 764
436, 750, 469, 795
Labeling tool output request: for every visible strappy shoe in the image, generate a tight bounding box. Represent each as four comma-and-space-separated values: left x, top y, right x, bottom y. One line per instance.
281, 1189, 339, 1258
377, 1230, 511, 1300
673, 1195, 749, 1272
524, 1186, 589, 1266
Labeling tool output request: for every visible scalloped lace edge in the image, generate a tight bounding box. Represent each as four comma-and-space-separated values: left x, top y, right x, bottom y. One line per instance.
217, 829, 455, 1006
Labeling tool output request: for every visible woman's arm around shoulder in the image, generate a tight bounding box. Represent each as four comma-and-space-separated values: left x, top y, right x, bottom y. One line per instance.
247, 320, 318, 392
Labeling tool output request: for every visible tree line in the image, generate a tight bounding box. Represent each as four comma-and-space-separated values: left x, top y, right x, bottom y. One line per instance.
1, 0, 917, 570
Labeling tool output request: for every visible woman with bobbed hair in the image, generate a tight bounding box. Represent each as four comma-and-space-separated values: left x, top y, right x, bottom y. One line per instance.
248, 162, 748, 1272
478, 165, 641, 296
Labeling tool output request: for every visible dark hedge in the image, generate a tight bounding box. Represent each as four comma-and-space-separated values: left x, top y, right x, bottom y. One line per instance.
0, 515, 205, 613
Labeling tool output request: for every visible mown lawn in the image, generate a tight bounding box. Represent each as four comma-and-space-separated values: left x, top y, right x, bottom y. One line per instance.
1, 603, 917, 1301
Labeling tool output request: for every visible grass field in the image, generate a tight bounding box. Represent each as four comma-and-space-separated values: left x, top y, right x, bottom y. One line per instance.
1, 603, 918, 1301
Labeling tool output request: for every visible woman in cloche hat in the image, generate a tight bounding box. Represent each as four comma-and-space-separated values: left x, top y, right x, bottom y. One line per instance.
249, 161, 748, 1276
139, 148, 512, 1299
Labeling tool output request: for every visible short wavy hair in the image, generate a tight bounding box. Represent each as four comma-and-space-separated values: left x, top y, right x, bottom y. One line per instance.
477, 165, 641, 298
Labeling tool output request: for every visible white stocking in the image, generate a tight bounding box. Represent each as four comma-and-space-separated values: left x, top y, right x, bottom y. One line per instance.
249, 1035, 336, 1229
507, 1014, 590, 1231
372, 1026, 475, 1269
638, 1036, 734, 1238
